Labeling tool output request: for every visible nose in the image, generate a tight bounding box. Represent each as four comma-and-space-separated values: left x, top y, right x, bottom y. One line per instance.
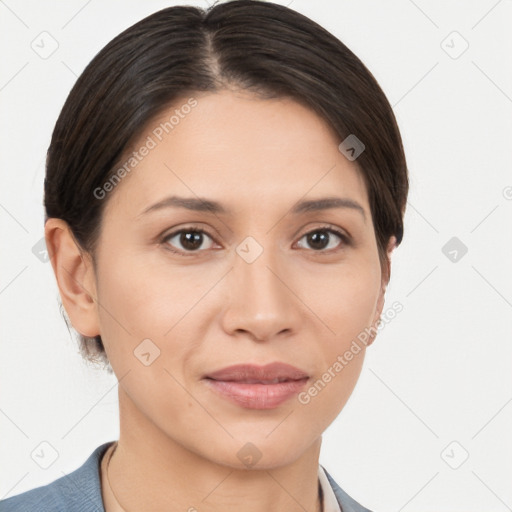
220, 244, 303, 343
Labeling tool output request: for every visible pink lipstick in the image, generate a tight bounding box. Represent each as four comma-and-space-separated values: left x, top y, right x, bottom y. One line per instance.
203, 362, 309, 409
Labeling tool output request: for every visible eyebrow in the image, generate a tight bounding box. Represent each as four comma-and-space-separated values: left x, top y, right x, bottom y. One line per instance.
138, 195, 366, 222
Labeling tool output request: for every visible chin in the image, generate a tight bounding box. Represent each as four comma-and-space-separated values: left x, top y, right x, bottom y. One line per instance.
192, 429, 319, 471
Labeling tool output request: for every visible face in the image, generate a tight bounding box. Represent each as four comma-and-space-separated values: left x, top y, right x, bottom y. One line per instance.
57, 89, 393, 469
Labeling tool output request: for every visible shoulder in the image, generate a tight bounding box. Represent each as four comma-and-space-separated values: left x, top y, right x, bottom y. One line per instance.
322, 466, 374, 512
0, 441, 114, 512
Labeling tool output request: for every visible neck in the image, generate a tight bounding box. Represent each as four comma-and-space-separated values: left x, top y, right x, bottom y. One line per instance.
103, 388, 324, 512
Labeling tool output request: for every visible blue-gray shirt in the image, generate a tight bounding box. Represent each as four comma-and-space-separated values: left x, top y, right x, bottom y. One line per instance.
0, 442, 372, 511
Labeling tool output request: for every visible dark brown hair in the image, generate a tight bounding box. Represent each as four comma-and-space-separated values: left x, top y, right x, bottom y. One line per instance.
44, 0, 408, 369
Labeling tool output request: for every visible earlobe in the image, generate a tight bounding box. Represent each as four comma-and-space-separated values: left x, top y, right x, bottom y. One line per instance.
383, 235, 397, 287
44, 218, 100, 338
367, 235, 397, 347
366, 286, 385, 348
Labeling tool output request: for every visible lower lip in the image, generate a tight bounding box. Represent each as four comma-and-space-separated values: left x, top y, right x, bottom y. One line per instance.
204, 378, 309, 409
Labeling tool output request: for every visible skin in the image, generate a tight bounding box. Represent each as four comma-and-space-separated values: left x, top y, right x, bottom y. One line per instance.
46, 89, 396, 512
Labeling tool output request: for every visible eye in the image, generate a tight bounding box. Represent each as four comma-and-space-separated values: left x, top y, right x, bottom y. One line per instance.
162, 228, 216, 256
295, 226, 350, 252
161, 224, 350, 257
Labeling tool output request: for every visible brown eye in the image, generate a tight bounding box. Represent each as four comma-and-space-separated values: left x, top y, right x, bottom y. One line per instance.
163, 229, 215, 255
296, 228, 349, 252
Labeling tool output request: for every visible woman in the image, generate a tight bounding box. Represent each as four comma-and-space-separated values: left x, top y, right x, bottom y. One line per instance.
0, 1, 408, 511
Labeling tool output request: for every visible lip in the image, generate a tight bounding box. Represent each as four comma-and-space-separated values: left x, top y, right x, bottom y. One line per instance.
203, 362, 309, 410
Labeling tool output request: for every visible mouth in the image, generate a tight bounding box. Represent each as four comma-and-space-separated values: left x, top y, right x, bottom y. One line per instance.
202, 362, 310, 410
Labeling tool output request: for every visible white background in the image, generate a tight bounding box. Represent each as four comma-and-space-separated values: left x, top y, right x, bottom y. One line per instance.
1, 1, 511, 511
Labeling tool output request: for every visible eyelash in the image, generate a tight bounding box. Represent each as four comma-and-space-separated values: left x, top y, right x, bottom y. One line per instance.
161, 225, 351, 257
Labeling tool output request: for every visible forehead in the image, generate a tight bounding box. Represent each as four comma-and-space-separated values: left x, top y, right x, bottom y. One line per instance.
104, 90, 369, 218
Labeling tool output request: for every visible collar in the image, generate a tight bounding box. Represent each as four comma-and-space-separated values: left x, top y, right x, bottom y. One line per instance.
318, 465, 342, 512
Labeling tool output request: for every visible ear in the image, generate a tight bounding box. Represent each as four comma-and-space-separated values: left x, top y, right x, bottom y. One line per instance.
45, 218, 100, 338
366, 236, 397, 347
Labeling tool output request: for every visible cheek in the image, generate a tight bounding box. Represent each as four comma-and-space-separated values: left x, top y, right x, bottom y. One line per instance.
300, 262, 381, 346
297, 263, 379, 413
96, 253, 189, 335
94, 252, 213, 377
299, 350, 365, 425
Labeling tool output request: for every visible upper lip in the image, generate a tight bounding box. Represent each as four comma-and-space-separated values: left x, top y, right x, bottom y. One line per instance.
204, 362, 309, 383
